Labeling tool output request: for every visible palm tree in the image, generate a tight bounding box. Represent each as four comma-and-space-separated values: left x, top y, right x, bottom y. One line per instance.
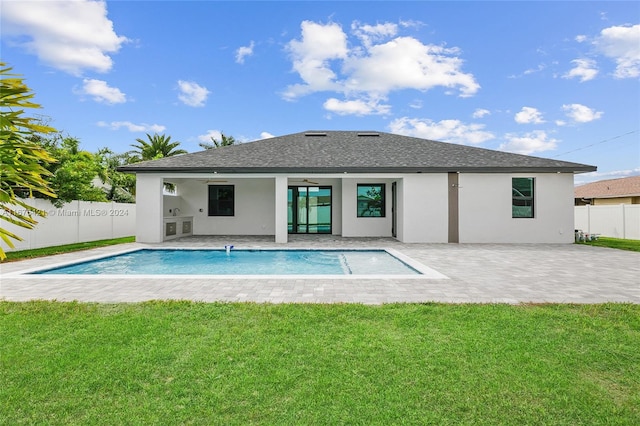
199, 132, 236, 150
96, 148, 136, 202
0, 62, 58, 259
129, 133, 187, 162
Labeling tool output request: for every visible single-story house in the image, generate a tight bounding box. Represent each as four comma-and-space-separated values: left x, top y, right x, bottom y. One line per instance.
574, 175, 640, 206
119, 130, 596, 244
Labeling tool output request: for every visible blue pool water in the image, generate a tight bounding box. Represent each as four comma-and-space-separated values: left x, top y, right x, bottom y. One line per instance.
31, 249, 421, 275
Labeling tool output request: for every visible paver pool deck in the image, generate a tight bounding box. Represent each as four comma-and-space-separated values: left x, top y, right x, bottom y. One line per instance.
1, 236, 639, 304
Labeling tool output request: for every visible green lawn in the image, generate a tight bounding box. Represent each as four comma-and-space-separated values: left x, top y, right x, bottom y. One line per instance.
2, 236, 135, 262
1, 302, 638, 424
577, 236, 640, 252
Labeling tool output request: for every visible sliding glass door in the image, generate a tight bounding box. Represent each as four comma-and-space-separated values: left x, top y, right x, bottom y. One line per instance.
288, 186, 332, 234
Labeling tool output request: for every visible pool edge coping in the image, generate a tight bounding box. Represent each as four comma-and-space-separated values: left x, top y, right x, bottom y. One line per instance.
5, 246, 449, 280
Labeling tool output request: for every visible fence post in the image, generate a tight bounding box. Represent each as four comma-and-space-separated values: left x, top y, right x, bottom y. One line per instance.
586, 204, 591, 234
111, 201, 116, 239
76, 200, 81, 244
622, 204, 626, 240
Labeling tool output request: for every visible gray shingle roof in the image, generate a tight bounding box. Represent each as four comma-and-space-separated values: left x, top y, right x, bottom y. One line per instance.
118, 130, 596, 174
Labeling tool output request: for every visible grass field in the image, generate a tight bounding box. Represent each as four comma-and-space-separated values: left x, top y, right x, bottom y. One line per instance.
577, 236, 640, 252
1, 301, 638, 424
2, 236, 135, 262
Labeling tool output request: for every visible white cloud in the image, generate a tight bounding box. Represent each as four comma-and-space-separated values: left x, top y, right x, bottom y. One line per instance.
283, 20, 479, 115
198, 130, 259, 144
236, 41, 255, 64
575, 35, 588, 43
0, 0, 128, 76
472, 108, 491, 119
514, 107, 545, 124
97, 121, 165, 133
351, 21, 398, 47
323, 98, 391, 116
594, 24, 640, 78
260, 132, 275, 139
283, 21, 348, 99
524, 64, 546, 75
499, 130, 558, 155
562, 103, 603, 123
77, 79, 126, 104
389, 117, 495, 145
563, 58, 598, 82
342, 37, 479, 97
508, 63, 547, 79
399, 19, 425, 30
197, 129, 222, 143
177, 80, 210, 107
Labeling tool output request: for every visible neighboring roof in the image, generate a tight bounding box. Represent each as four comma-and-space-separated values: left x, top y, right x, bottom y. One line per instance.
575, 175, 640, 199
118, 130, 596, 174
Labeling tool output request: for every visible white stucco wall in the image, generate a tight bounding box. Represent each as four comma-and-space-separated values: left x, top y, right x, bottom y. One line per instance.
178, 178, 276, 236
340, 174, 449, 242
341, 178, 394, 237
163, 194, 182, 217
274, 176, 288, 243
160, 176, 345, 241
398, 174, 449, 243
136, 174, 164, 243
458, 173, 575, 243
133, 171, 577, 244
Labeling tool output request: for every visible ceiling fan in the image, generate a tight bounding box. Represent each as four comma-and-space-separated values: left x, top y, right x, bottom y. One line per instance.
291, 178, 320, 185
197, 179, 228, 183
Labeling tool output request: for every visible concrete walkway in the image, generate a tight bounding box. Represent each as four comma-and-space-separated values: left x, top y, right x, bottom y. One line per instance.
2, 236, 639, 304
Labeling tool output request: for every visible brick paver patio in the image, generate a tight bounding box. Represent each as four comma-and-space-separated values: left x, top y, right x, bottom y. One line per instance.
2, 236, 638, 304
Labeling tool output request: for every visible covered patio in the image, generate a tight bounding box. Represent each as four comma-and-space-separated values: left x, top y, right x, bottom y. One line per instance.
144, 173, 410, 244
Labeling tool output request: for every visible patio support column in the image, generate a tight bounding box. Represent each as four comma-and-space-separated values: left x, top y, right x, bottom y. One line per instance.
274, 176, 288, 243
136, 174, 164, 243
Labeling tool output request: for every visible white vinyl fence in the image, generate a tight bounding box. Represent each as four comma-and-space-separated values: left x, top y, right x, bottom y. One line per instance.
575, 204, 640, 240
2, 199, 136, 252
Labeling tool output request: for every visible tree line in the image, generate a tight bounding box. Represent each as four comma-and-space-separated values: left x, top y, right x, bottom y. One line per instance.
23, 131, 189, 207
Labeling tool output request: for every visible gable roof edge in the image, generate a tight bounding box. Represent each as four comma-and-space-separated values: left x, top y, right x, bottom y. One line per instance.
119, 165, 596, 174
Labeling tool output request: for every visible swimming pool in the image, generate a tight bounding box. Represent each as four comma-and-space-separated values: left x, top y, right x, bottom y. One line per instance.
29, 248, 426, 276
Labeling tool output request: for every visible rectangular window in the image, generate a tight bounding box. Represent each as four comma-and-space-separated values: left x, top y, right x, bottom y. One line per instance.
512, 178, 534, 218
208, 185, 234, 216
357, 184, 385, 217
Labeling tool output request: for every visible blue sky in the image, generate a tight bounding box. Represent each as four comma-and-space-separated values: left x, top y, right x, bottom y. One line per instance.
2, 0, 639, 185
